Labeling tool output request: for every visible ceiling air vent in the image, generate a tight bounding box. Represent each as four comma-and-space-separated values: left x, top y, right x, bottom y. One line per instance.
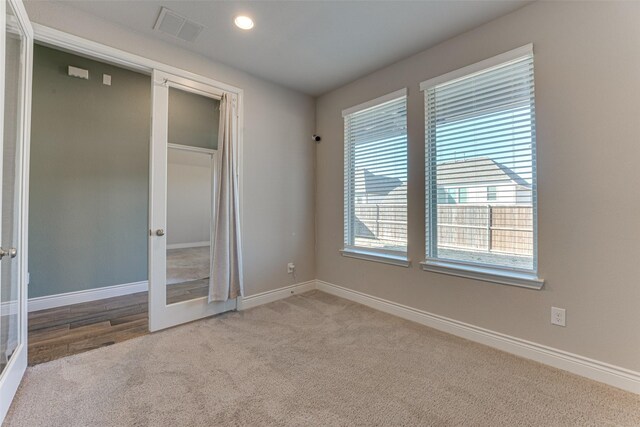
154, 7, 204, 42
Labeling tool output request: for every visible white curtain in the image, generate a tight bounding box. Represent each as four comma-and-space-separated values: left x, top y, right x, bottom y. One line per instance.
209, 93, 244, 302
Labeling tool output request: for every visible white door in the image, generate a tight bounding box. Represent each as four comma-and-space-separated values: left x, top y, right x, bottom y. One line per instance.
0, 0, 32, 422
149, 70, 236, 332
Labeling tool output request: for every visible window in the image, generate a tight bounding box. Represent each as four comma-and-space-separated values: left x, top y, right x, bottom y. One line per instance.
342, 89, 408, 266
421, 45, 542, 288
487, 186, 497, 202
458, 188, 468, 204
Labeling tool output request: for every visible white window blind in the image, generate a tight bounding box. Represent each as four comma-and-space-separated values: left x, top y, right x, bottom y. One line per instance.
343, 90, 408, 257
423, 46, 537, 273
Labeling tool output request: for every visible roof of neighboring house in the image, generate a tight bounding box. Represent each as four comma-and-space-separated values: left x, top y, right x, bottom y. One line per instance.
437, 157, 530, 187
358, 169, 403, 196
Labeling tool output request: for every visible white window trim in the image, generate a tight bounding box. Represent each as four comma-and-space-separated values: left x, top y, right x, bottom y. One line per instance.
341, 88, 408, 266
342, 88, 407, 117
419, 44, 533, 91
420, 44, 543, 290
420, 259, 543, 290
340, 247, 410, 268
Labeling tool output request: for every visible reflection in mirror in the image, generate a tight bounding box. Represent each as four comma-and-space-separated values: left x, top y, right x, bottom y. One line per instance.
166, 148, 214, 304
1, 3, 24, 376
168, 87, 219, 150
165, 87, 219, 305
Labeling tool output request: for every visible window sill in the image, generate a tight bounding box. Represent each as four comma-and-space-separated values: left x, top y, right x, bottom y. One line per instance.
420, 259, 544, 290
340, 248, 411, 268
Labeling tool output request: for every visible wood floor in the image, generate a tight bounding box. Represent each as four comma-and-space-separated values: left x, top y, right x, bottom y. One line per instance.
28, 291, 149, 365
28, 279, 209, 365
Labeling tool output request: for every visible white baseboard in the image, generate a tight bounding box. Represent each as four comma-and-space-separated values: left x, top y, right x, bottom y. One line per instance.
167, 241, 210, 250
315, 280, 640, 395
22, 276, 640, 394
0, 300, 18, 316
237, 280, 317, 311
28, 281, 148, 312
27, 278, 310, 313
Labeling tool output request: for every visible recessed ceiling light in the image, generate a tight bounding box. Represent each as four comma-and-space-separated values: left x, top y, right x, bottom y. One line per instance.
234, 15, 254, 30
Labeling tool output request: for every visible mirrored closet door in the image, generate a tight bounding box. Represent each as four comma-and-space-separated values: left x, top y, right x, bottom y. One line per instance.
149, 70, 235, 332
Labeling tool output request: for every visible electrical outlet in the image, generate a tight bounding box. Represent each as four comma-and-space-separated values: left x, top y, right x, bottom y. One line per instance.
551, 307, 566, 327
287, 263, 295, 274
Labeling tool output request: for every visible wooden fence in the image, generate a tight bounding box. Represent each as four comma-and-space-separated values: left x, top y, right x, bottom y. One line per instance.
437, 205, 533, 255
355, 203, 533, 256
355, 203, 407, 248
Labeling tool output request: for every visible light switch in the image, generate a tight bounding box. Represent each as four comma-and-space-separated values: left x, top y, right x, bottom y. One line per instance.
103, 74, 112, 86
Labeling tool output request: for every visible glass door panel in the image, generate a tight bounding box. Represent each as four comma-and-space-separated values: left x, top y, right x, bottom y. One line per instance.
0, 0, 32, 422
0, 2, 23, 379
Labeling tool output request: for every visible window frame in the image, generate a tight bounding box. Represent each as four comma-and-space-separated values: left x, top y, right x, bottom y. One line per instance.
341, 88, 410, 267
419, 45, 543, 289
458, 188, 468, 204
487, 186, 497, 202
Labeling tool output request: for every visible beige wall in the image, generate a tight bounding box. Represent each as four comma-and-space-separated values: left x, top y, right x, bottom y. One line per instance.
26, 1, 317, 296
316, 1, 640, 371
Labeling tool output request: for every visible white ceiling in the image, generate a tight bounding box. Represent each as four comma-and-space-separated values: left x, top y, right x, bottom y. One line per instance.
57, 1, 530, 96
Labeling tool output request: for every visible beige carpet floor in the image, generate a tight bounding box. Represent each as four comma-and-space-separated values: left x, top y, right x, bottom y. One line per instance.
5, 291, 640, 426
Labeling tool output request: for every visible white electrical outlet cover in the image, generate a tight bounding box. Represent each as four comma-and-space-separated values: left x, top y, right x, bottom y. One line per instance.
103, 74, 112, 86
551, 307, 566, 327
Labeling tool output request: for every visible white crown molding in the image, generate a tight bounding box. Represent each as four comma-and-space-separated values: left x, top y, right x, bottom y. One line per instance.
315, 280, 640, 395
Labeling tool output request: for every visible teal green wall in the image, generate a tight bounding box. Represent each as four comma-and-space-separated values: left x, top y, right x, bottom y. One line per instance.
29, 45, 151, 298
